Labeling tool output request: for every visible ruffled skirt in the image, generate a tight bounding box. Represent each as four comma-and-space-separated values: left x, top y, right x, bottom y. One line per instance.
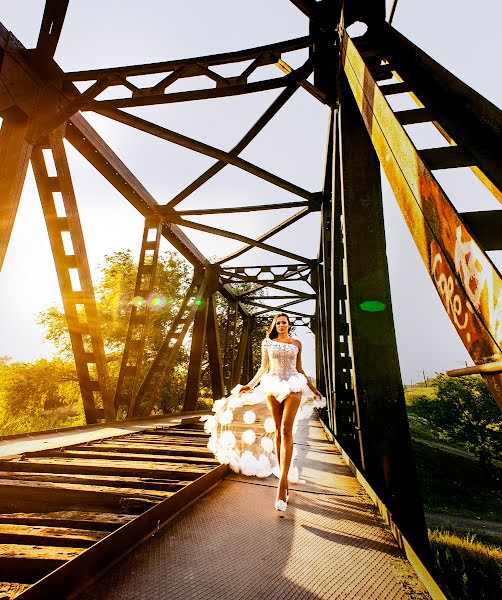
201, 376, 326, 481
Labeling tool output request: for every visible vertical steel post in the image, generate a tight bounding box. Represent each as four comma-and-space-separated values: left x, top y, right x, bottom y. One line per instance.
331, 109, 361, 462
232, 316, 252, 388
183, 296, 210, 411
114, 218, 162, 414
338, 75, 429, 558
222, 301, 238, 394
31, 131, 114, 423
0, 107, 32, 270
241, 319, 255, 384
205, 294, 225, 401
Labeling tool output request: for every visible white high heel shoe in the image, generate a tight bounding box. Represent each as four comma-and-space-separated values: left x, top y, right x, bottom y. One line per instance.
275, 499, 287, 511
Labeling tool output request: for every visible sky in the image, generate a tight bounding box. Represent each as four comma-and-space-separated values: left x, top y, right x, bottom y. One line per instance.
0, 0, 500, 385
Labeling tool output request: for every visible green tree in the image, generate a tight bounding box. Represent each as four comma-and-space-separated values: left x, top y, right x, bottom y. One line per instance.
37, 250, 193, 415
0, 358, 83, 434
411, 375, 502, 470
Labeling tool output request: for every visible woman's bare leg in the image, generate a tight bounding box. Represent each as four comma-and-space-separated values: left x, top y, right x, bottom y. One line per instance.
277, 392, 301, 502
266, 395, 283, 468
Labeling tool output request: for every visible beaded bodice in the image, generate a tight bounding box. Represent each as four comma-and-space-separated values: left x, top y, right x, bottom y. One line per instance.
265, 338, 299, 380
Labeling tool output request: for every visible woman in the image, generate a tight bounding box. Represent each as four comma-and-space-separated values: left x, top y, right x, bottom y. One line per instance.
202, 313, 325, 512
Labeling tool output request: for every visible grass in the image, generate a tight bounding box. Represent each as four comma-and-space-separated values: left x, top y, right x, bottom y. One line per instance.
428, 528, 502, 600
404, 383, 436, 406
0, 407, 85, 437
412, 439, 502, 521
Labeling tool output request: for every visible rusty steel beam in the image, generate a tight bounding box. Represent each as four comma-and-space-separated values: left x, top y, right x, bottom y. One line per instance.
114, 218, 163, 413
232, 318, 253, 388
183, 297, 210, 412
131, 274, 209, 417
81, 75, 298, 110
95, 108, 315, 201
36, 0, 70, 59
342, 30, 502, 409
31, 133, 114, 423
222, 301, 238, 394
375, 21, 502, 197
205, 295, 225, 400
64, 37, 310, 80
338, 76, 429, 559
171, 214, 314, 265
176, 201, 310, 216
216, 207, 316, 265
0, 108, 31, 270
166, 75, 311, 209
65, 116, 253, 320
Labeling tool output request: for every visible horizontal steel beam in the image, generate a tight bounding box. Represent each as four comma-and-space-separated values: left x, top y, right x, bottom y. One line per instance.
64, 37, 310, 80
175, 201, 310, 216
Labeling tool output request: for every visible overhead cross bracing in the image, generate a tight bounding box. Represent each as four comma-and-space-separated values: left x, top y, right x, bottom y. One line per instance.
0, 0, 501, 579
0, 1, 328, 429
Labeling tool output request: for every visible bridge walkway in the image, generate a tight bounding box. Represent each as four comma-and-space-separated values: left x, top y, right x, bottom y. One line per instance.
76, 414, 431, 600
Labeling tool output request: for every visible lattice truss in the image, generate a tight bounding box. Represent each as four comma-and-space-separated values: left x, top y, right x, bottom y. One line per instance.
0, 0, 501, 447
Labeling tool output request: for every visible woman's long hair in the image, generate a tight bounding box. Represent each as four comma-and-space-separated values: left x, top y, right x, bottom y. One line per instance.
266, 313, 291, 339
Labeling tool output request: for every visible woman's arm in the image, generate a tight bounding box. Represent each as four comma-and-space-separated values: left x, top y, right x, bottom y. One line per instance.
240, 339, 270, 393
295, 341, 322, 397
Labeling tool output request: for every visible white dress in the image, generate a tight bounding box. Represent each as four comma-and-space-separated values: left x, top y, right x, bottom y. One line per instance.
201, 337, 326, 480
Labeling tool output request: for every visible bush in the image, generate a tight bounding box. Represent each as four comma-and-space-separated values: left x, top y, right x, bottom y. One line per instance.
429, 528, 502, 600
410, 375, 502, 470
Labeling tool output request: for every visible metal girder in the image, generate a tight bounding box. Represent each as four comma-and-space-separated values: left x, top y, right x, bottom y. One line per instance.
65, 37, 309, 81
222, 302, 239, 394
36, 0, 70, 59
114, 218, 163, 413
338, 77, 429, 559
183, 296, 210, 412
220, 265, 311, 285
205, 295, 225, 400
131, 273, 209, 417
0, 107, 31, 270
171, 214, 314, 265
64, 116, 252, 320
236, 273, 314, 298
216, 207, 317, 265
232, 317, 253, 388
81, 73, 298, 110
176, 201, 310, 216
342, 29, 502, 410
166, 73, 311, 209
31, 132, 114, 423
96, 107, 315, 201
461, 211, 502, 251
374, 22, 502, 196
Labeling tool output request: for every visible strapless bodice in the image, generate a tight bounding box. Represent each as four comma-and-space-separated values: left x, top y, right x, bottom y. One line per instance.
264, 338, 299, 381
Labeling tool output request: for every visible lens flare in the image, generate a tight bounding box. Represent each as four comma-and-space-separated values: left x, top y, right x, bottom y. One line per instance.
150, 295, 168, 309
131, 296, 146, 307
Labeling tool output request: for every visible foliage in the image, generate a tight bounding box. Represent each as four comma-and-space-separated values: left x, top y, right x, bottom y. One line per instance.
0, 358, 84, 435
409, 375, 502, 469
404, 384, 435, 406
411, 440, 502, 521
429, 528, 502, 600
37, 250, 192, 363
0, 249, 195, 433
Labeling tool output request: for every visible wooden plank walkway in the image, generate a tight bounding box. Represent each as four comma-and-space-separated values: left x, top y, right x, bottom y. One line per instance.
76, 414, 431, 600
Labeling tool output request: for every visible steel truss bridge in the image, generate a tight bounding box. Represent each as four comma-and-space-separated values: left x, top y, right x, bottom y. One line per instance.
0, 0, 500, 596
